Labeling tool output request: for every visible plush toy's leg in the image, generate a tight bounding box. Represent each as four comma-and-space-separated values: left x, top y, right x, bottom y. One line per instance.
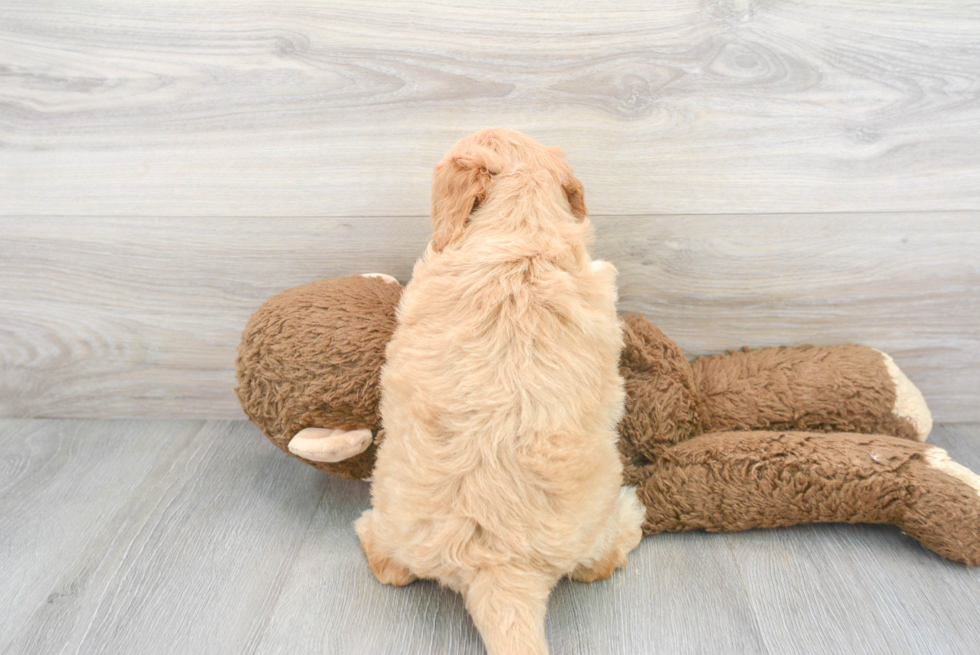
690, 345, 932, 441
630, 431, 980, 565
288, 427, 374, 462
618, 315, 711, 456
354, 509, 418, 586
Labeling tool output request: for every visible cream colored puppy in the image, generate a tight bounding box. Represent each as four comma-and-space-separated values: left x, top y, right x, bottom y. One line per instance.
356, 128, 644, 655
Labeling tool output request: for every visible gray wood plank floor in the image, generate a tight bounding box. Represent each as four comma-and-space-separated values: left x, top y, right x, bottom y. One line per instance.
3, 419, 979, 654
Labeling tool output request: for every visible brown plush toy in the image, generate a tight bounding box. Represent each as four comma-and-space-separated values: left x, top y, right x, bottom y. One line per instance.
236, 274, 980, 565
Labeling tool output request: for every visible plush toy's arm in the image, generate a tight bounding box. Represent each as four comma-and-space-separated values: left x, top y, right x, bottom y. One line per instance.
690, 345, 932, 441
630, 431, 980, 565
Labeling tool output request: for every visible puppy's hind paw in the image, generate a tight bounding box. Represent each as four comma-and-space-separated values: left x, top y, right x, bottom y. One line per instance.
589, 259, 617, 274
355, 510, 419, 587
570, 487, 645, 583
370, 558, 418, 587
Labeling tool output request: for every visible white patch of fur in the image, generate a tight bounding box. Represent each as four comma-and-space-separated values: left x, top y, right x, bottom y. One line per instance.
288, 427, 373, 462
361, 273, 399, 284
925, 447, 980, 497
874, 349, 933, 441
617, 485, 646, 546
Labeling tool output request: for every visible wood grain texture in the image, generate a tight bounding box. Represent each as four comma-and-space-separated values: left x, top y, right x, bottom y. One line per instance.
256, 478, 769, 655
2, 1, 980, 216
0, 419, 327, 655
2, 215, 977, 421
0, 419, 186, 652
726, 423, 980, 655
3, 419, 979, 654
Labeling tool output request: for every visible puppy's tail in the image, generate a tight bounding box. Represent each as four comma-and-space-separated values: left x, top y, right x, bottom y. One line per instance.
463, 567, 553, 655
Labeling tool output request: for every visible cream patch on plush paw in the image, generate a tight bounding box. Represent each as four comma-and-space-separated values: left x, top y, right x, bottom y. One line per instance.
288, 428, 374, 462
361, 273, 399, 284
925, 447, 980, 497
874, 349, 933, 441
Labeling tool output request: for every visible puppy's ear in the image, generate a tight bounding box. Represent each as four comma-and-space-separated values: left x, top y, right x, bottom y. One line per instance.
564, 174, 587, 221
550, 146, 587, 221
430, 146, 502, 252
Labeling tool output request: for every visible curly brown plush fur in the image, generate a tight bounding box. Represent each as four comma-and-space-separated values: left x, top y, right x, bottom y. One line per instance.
631, 431, 980, 565
236, 275, 980, 565
235, 275, 401, 480
692, 344, 920, 440
614, 314, 920, 464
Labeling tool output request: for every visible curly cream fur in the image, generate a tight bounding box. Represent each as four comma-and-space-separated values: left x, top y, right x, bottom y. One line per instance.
356, 129, 643, 655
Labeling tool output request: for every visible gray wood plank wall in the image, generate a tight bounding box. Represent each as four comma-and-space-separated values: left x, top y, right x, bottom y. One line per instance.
1, 1, 978, 421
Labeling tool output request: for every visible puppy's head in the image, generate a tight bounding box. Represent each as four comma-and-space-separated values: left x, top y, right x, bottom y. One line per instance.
430, 128, 587, 252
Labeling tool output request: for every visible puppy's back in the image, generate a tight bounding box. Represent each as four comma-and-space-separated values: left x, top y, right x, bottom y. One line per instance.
378, 220, 625, 564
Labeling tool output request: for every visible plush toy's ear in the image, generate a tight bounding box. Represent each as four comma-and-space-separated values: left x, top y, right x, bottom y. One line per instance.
431, 146, 502, 252
564, 174, 587, 221
288, 427, 374, 463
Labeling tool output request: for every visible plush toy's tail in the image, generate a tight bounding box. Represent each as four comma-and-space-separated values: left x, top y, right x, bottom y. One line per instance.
631, 431, 980, 565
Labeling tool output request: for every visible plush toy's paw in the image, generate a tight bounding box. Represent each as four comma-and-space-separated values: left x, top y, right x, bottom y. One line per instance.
909, 445, 980, 565
924, 447, 980, 497
288, 427, 374, 462
361, 273, 399, 285
874, 349, 933, 441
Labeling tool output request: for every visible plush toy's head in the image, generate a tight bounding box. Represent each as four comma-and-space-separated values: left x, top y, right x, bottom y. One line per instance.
235, 275, 402, 480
